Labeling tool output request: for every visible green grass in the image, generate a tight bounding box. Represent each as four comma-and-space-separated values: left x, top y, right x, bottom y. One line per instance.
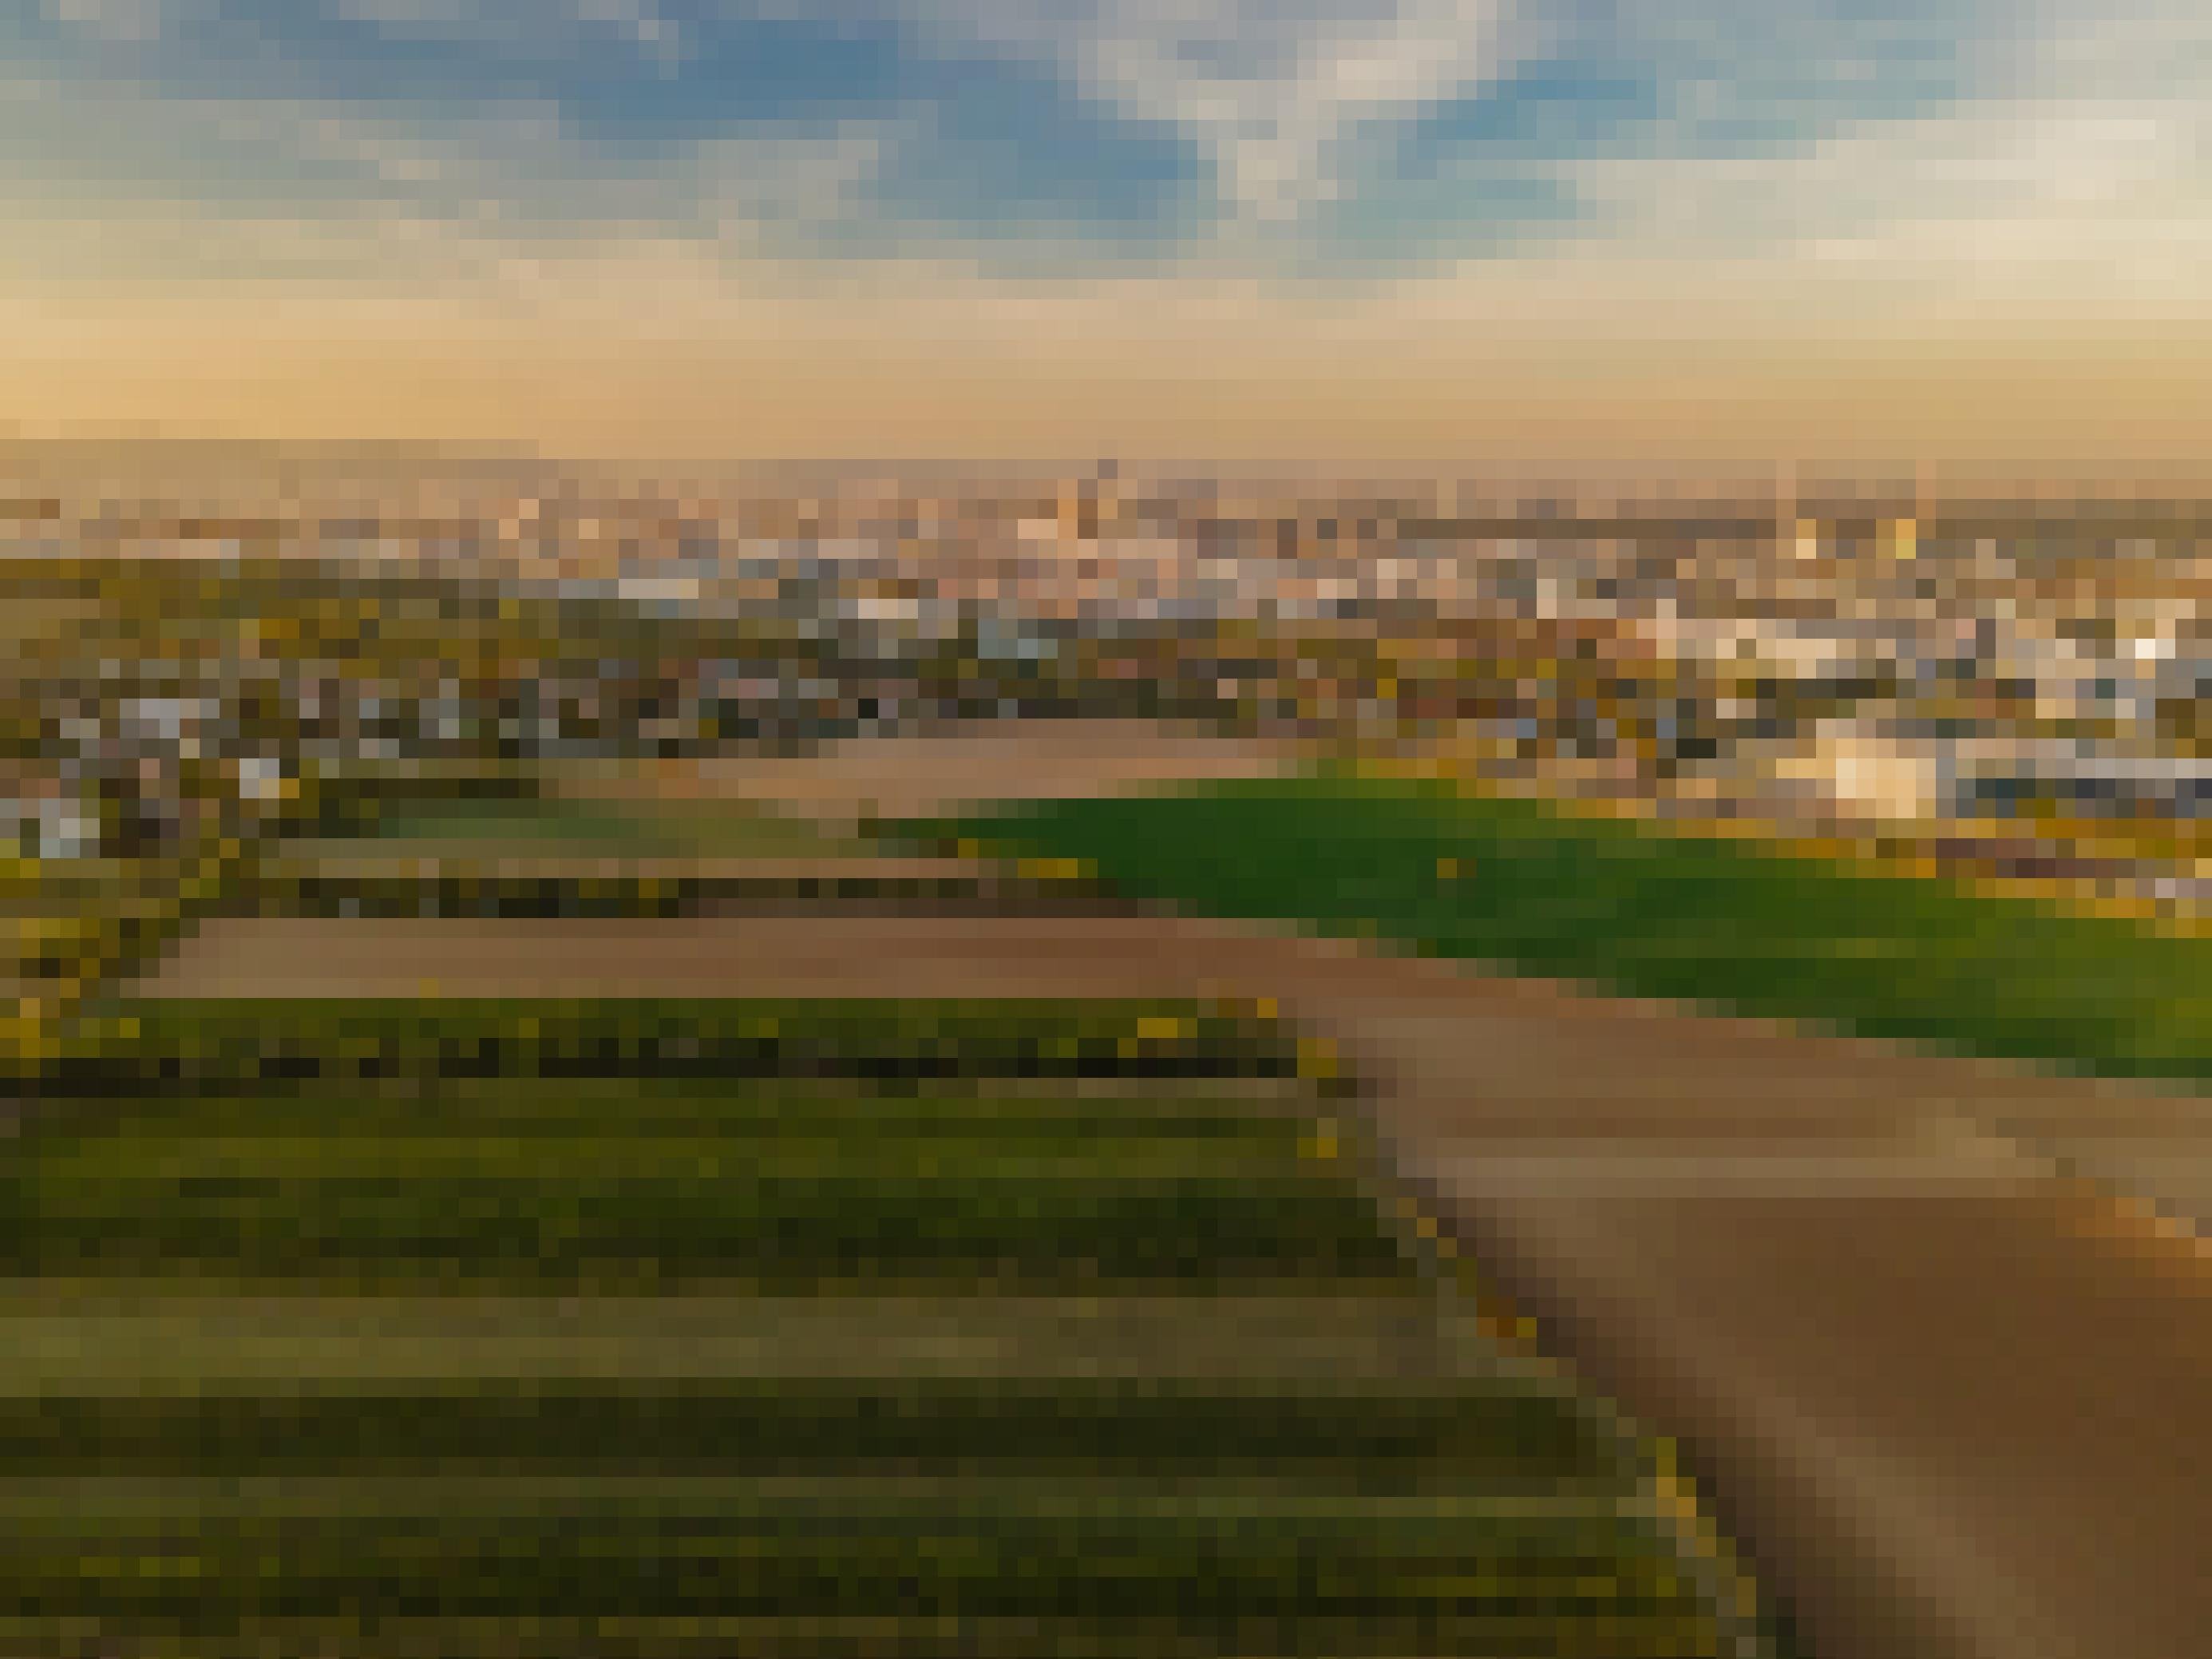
940, 769, 2212, 1081
0, 1292, 1458, 1388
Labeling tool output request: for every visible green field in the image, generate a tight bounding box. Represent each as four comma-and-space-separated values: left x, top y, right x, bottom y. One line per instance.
0, 997, 1787, 1656
939, 769, 2212, 1081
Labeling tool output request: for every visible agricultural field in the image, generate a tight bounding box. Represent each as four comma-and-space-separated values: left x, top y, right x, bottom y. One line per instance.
540, 722, 1318, 823
0, 544, 1796, 1651
0, 996, 1791, 1657
937, 768, 2212, 1084
258, 788, 1074, 917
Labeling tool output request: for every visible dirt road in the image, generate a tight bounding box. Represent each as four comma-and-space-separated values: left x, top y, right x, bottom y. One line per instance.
139, 908, 2212, 1659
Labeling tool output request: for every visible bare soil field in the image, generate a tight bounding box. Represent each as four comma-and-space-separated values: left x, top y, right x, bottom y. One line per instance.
137, 905, 2212, 1659
540, 720, 1320, 822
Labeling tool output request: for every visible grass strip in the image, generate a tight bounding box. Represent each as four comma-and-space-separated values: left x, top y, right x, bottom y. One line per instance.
0, 1293, 1454, 1388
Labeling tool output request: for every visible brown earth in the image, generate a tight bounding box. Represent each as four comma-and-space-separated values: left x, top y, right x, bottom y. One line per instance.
540, 720, 1320, 822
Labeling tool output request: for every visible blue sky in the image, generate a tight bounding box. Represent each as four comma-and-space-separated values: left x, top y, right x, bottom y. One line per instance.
9, 2, 2212, 459
3, 0, 2158, 275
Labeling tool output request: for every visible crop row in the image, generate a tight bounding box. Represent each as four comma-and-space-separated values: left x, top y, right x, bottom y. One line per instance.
0, 1489, 1707, 1625
0, 1169, 1410, 1289
0, 1376, 1631, 1481
233, 861, 1102, 917
0, 991, 1778, 1656
30, 1129, 1312, 1182
50, 1079, 1316, 1144
0, 1291, 1466, 1388
0, 1610, 1735, 1659
28, 999, 1312, 1091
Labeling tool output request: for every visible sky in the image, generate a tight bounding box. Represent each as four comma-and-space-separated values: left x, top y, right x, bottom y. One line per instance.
8, 1, 2212, 468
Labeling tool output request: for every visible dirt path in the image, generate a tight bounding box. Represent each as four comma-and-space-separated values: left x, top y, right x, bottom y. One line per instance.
137, 908, 2212, 1659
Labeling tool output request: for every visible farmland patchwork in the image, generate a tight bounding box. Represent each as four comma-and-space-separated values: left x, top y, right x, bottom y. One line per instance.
0, 993, 1788, 1656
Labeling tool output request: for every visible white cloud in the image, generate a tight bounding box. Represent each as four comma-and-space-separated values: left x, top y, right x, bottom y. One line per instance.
1593, 93, 2207, 266
24, 0, 2212, 314
0, 61, 900, 298
42, 0, 171, 42
916, 1, 1528, 228
328, 0, 685, 68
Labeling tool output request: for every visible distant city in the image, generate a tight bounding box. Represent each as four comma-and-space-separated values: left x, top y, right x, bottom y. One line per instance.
5, 446, 2210, 919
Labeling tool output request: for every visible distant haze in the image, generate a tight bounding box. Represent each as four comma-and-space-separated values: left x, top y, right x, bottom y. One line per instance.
9, 5, 2212, 469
